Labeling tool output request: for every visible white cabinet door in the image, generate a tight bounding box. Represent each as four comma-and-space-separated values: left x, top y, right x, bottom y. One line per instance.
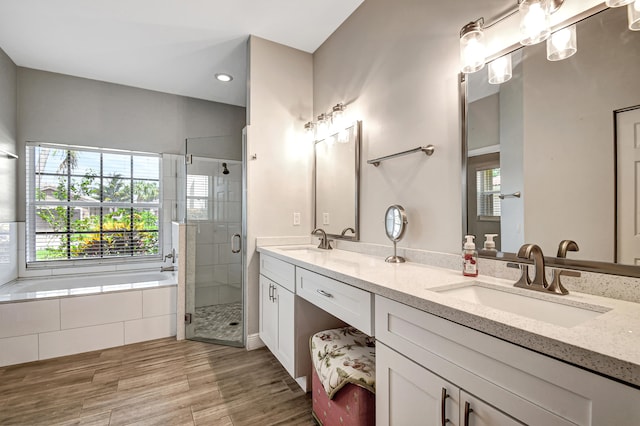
460, 391, 522, 426
259, 275, 277, 354
275, 284, 295, 376
377, 342, 460, 426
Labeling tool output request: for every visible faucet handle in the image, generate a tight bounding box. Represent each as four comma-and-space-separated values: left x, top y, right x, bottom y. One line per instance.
548, 268, 580, 295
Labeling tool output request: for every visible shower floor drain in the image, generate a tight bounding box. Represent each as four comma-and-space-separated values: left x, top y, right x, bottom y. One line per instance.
229, 321, 239, 326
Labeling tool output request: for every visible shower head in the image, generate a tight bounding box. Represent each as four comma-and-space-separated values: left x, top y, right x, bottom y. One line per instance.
222, 163, 230, 175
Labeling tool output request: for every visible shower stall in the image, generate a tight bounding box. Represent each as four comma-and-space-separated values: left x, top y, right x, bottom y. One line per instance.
181, 136, 244, 347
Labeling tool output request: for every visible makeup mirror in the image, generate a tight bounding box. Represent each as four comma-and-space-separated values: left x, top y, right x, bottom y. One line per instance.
384, 204, 407, 263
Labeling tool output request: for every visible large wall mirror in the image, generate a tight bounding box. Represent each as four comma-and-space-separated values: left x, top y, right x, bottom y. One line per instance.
462, 6, 640, 276
314, 120, 361, 240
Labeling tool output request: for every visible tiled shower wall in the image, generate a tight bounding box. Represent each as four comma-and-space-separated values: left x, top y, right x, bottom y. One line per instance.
188, 160, 242, 308
0, 222, 18, 285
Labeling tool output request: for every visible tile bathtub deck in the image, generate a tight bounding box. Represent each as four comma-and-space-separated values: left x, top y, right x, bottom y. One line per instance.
0, 338, 314, 425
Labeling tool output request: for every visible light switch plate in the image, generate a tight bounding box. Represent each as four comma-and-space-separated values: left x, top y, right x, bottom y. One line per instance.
323, 212, 330, 225
293, 212, 301, 226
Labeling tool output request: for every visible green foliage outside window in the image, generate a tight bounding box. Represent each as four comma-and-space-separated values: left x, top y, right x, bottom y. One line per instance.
32, 147, 160, 262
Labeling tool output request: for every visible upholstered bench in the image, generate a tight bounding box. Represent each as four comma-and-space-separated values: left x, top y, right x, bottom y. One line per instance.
310, 327, 376, 426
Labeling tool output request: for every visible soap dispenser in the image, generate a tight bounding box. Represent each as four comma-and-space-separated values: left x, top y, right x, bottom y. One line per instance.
483, 234, 498, 252
462, 235, 478, 277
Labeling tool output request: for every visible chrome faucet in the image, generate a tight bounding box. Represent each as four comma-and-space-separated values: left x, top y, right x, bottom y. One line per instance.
548, 240, 580, 295
161, 248, 177, 272
311, 228, 333, 250
164, 248, 176, 263
515, 244, 547, 291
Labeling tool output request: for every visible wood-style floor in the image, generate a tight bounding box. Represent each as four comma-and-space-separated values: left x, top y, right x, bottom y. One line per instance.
0, 338, 315, 426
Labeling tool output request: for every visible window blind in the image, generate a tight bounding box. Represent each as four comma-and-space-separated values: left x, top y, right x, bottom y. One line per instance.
476, 167, 501, 218
26, 143, 161, 264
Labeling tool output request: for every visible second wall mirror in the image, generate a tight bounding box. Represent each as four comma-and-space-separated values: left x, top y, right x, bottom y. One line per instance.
461, 6, 640, 277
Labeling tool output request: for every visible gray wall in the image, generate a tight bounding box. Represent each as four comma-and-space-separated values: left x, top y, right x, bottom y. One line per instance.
0, 47, 17, 222
246, 36, 313, 336
16, 68, 246, 221
313, 0, 495, 254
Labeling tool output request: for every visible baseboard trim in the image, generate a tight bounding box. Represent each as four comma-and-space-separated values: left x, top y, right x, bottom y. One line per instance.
246, 333, 265, 351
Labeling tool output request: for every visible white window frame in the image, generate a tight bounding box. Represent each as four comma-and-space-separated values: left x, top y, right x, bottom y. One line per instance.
25, 142, 162, 267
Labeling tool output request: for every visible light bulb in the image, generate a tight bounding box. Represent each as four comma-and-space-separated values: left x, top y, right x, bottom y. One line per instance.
629, 0, 640, 31
337, 129, 349, 143
331, 103, 346, 134
304, 121, 315, 143
316, 114, 329, 140
520, 0, 551, 45
488, 55, 512, 84
460, 21, 486, 73
547, 25, 577, 61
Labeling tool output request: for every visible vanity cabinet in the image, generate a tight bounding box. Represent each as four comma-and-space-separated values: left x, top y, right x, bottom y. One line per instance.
259, 254, 345, 389
259, 274, 294, 376
375, 295, 640, 425
377, 342, 525, 425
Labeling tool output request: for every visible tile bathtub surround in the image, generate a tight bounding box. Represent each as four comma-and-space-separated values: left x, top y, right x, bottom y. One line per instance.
0, 286, 177, 367
258, 245, 640, 387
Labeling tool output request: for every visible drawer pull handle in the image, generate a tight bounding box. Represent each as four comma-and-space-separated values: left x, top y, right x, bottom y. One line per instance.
269, 284, 274, 302
441, 387, 449, 425
464, 401, 473, 426
316, 289, 333, 298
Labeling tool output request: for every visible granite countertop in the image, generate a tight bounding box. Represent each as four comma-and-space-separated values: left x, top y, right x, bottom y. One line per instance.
258, 245, 640, 388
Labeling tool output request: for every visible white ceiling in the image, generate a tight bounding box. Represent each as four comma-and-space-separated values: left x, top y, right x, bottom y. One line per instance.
0, 0, 364, 107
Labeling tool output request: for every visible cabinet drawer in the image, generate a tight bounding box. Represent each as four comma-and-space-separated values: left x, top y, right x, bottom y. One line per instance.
296, 267, 373, 335
260, 254, 295, 292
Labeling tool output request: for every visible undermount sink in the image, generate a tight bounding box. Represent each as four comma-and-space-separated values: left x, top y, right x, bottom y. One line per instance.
279, 246, 327, 254
434, 282, 610, 328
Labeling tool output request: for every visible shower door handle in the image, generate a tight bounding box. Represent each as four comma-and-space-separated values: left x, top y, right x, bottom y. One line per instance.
231, 233, 241, 254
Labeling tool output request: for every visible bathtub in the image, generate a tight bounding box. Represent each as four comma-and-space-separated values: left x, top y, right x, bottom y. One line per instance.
0, 270, 177, 302
0, 270, 178, 367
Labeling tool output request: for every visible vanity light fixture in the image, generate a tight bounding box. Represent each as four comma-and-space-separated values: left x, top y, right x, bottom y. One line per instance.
214, 73, 233, 82
629, 0, 640, 30
460, 19, 486, 73
460, 0, 567, 75
607, 0, 635, 7
547, 24, 577, 60
303, 102, 350, 142
488, 54, 513, 84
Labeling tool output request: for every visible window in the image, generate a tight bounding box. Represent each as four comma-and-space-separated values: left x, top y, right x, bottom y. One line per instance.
26, 143, 161, 264
476, 167, 501, 219
186, 174, 210, 220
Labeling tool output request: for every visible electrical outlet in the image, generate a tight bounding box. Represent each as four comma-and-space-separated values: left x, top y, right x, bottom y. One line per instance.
323, 212, 330, 225
293, 212, 301, 226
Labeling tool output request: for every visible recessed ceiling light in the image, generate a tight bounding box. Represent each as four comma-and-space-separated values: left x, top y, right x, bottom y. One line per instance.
215, 73, 233, 82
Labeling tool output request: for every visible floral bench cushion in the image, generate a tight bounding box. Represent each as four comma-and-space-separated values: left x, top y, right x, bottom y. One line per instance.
310, 327, 376, 399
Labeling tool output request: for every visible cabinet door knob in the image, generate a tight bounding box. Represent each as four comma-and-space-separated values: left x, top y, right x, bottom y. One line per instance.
316, 289, 333, 298
441, 387, 450, 425
464, 401, 474, 426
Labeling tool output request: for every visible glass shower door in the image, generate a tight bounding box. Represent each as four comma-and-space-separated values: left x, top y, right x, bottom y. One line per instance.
183, 137, 243, 347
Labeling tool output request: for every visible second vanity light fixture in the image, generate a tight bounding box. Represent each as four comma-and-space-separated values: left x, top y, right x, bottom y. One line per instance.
304, 103, 348, 143
461, 0, 573, 84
